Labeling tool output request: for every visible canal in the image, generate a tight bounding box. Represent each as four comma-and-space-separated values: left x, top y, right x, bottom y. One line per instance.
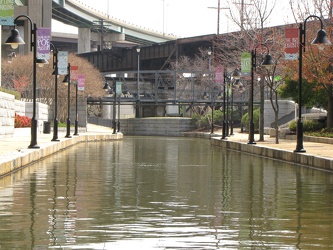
0, 137, 333, 249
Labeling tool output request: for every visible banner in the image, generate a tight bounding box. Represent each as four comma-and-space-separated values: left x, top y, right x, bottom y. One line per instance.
0, 1, 14, 25
241, 52, 251, 76
215, 66, 224, 84
285, 28, 298, 60
116, 82, 122, 95
70, 65, 79, 84
78, 74, 85, 91
58, 51, 68, 75
37, 28, 51, 60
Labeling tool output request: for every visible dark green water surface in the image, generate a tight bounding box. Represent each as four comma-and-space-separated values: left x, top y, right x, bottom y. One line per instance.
0, 137, 333, 249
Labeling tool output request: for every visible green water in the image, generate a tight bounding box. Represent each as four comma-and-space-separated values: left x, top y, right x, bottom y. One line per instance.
0, 137, 332, 249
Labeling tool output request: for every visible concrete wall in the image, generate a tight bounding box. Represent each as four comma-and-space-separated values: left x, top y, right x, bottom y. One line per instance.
0, 91, 53, 138
88, 117, 196, 136
0, 92, 15, 137
264, 100, 296, 127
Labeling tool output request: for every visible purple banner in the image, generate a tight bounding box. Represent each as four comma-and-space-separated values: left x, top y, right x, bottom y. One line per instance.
78, 74, 85, 91
37, 28, 51, 60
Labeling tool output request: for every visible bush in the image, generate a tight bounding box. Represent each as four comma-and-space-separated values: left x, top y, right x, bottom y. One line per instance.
241, 109, 259, 132
0, 87, 21, 100
192, 110, 224, 130
14, 113, 31, 128
289, 119, 325, 132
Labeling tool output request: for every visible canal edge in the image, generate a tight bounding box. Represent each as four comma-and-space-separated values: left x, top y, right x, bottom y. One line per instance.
0, 133, 123, 178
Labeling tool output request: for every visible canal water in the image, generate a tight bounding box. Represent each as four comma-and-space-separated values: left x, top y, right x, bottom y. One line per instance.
1, 137, 333, 249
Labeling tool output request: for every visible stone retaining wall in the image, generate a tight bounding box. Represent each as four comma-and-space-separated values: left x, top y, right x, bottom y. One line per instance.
0, 92, 15, 138
88, 117, 196, 136
182, 133, 333, 173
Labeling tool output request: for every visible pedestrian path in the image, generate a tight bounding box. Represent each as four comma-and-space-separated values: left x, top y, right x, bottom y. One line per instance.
0, 124, 114, 157
0, 124, 120, 177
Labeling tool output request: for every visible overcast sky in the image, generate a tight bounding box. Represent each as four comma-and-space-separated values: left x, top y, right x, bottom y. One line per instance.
52, 0, 294, 38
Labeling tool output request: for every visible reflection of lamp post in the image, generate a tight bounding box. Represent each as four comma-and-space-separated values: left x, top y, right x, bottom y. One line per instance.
50, 42, 59, 141
5, 15, 48, 148
248, 44, 274, 144
136, 47, 141, 118
63, 64, 71, 138
294, 15, 331, 152
103, 80, 117, 134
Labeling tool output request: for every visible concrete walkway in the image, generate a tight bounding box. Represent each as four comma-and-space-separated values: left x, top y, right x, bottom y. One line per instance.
189, 129, 333, 173
0, 124, 122, 177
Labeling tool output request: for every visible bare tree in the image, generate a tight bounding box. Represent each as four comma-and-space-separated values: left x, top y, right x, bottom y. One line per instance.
2, 53, 106, 122
215, 0, 277, 140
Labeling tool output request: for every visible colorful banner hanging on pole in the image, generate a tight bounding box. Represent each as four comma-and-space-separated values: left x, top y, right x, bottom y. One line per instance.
70, 66, 79, 84
241, 52, 251, 76
37, 28, 51, 60
285, 28, 298, 60
0, 1, 14, 25
215, 66, 224, 84
116, 82, 122, 95
58, 51, 68, 75
78, 74, 85, 91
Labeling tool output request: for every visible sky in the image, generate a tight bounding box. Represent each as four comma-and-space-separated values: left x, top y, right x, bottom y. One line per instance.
52, 0, 294, 38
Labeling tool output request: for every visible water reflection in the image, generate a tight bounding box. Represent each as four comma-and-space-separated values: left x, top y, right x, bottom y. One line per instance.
0, 137, 333, 249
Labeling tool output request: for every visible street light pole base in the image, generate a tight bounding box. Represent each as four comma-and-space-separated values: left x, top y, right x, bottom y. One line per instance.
294, 148, 306, 153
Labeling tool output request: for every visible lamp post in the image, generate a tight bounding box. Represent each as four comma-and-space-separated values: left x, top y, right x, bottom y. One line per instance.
136, 47, 141, 118
230, 69, 241, 136
103, 80, 117, 134
63, 64, 71, 138
222, 69, 241, 139
222, 69, 229, 139
5, 15, 48, 148
50, 42, 59, 141
294, 15, 331, 152
117, 81, 121, 132
74, 79, 79, 136
248, 44, 274, 144
207, 47, 214, 133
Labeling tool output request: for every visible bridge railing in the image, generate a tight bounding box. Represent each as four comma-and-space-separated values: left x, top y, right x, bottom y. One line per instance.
101, 70, 247, 105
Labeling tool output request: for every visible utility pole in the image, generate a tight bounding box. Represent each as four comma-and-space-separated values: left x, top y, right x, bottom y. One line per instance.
208, 0, 229, 35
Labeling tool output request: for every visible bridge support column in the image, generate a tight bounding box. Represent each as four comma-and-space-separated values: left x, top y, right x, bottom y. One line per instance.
78, 28, 91, 53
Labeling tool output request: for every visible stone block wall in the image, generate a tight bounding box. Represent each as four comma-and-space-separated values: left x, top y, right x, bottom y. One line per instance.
0, 92, 15, 137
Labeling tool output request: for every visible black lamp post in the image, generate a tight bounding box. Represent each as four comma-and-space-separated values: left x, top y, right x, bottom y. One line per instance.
294, 15, 331, 152
50, 43, 59, 141
248, 44, 274, 144
5, 15, 48, 148
230, 70, 241, 136
136, 47, 141, 118
103, 80, 117, 134
74, 79, 79, 136
222, 70, 229, 139
63, 64, 71, 138
207, 47, 214, 134
222, 69, 240, 139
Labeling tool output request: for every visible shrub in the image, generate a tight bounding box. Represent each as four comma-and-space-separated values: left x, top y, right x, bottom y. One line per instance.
241, 109, 259, 131
0, 87, 21, 100
14, 113, 31, 128
289, 119, 325, 132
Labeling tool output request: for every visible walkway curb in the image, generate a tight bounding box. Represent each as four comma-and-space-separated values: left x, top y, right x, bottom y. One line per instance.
184, 132, 333, 173
0, 132, 123, 178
